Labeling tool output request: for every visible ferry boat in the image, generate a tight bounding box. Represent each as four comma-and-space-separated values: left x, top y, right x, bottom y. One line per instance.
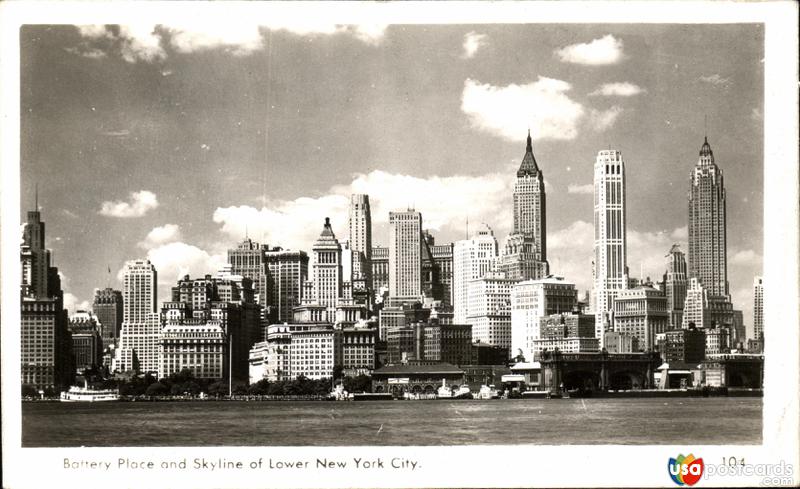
60, 380, 119, 402
452, 385, 473, 399
476, 384, 500, 400
436, 379, 453, 398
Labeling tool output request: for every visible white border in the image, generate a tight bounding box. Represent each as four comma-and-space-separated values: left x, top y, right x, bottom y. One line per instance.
1, 2, 798, 488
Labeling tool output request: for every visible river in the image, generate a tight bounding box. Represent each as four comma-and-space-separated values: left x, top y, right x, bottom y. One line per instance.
21, 397, 761, 447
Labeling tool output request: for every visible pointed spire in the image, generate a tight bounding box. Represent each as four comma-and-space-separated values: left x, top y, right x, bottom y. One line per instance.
517, 129, 539, 177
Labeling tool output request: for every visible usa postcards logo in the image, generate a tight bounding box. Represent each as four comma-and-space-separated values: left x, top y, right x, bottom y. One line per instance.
668, 454, 705, 486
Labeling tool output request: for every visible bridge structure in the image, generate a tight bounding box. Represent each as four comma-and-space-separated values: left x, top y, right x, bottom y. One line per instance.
538, 350, 662, 392
702, 354, 764, 388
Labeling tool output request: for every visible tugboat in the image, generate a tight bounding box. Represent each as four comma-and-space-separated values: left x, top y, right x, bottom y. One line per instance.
60, 378, 119, 402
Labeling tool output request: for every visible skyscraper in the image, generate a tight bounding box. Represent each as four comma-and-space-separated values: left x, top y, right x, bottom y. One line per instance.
592, 149, 628, 345
310, 217, 343, 310
453, 225, 498, 324
688, 136, 729, 298
388, 210, 422, 299
663, 244, 688, 330
93, 288, 123, 348
228, 238, 269, 321
513, 130, 546, 259
115, 259, 160, 374
753, 276, 763, 340
21, 202, 73, 391
264, 248, 309, 323
348, 194, 372, 290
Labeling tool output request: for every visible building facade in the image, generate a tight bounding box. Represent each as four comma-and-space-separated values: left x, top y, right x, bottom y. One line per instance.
431, 241, 454, 307
612, 286, 669, 352
466, 272, 515, 352
510, 277, 578, 362
453, 225, 498, 323
388, 210, 423, 299
662, 244, 688, 330
513, 130, 547, 259
264, 248, 308, 323
289, 328, 342, 380
158, 320, 227, 380
93, 288, 123, 349
115, 259, 160, 374
592, 149, 628, 346
348, 194, 373, 290
69, 311, 103, 372
371, 246, 389, 300
753, 276, 763, 340
688, 136, 729, 298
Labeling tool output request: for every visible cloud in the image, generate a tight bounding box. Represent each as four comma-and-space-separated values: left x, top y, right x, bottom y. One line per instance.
99, 190, 159, 218
65, 46, 107, 59
730, 249, 760, 266
554, 34, 625, 65
139, 224, 182, 249
589, 82, 646, 97
118, 25, 167, 63
698, 74, 732, 88
462, 31, 487, 59
670, 226, 688, 241
74, 22, 388, 63
589, 106, 623, 131
146, 242, 227, 286
63, 293, 90, 315
214, 169, 513, 251
461, 77, 586, 141
567, 183, 594, 195
165, 22, 264, 55
548, 221, 689, 292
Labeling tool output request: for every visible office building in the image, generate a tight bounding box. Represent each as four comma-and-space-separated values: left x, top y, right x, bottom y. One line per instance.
341, 327, 377, 376
20, 203, 73, 390
466, 271, 515, 352
688, 136, 729, 298
158, 320, 226, 380
513, 130, 547, 259
662, 245, 688, 330
430, 241, 454, 307
371, 245, 389, 301
529, 337, 600, 360
227, 238, 269, 323
592, 149, 628, 346
540, 311, 596, 340
389, 210, 423, 299
348, 194, 373, 290
115, 259, 160, 374
69, 311, 103, 372
704, 327, 731, 356
612, 286, 669, 351
264, 248, 308, 323
603, 331, 640, 353
290, 328, 342, 380
511, 277, 577, 362
753, 276, 763, 340
453, 225, 498, 323
662, 325, 706, 364
93, 288, 123, 349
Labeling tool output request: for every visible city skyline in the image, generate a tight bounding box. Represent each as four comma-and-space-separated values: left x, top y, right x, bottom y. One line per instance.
19, 24, 764, 336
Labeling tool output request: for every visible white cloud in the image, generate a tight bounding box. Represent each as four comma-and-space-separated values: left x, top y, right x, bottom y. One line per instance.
698, 74, 732, 88
63, 293, 90, 315
548, 221, 689, 292
461, 77, 586, 141
99, 190, 159, 218
118, 25, 167, 63
670, 226, 688, 241
462, 31, 487, 59
139, 224, 182, 249
554, 34, 625, 65
214, 169, 513, 251
589, 106, 623, 131
731, 249, 760, 266
74, 22, 387, 63
567, 183, 593, 195
589, 82, 646, 97
165, 22, 264, 55
65, 46, 107, 59
146, 242, 227, 286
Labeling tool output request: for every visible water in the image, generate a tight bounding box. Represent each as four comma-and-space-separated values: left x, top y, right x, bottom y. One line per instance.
22, 398, 761, 447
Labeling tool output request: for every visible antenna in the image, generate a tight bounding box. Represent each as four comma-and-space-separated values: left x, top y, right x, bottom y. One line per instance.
34, 183, 38, 211
704, 114, 707, 139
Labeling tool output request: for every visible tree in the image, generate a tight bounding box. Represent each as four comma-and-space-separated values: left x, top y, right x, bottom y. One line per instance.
344, 375, 372, 393
332, 365, 344, 381
145, 382, 169, 396
22, 385, 39, 398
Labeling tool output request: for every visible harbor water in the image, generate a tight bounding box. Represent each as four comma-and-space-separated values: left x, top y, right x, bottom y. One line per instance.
21, 397, 761, 447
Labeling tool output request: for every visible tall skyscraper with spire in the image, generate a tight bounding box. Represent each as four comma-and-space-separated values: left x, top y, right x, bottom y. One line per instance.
498, 130, 549, 281
513, 130, 547, 261
21, 198, 73, 391
310, 217, 343, 310
688, 136, 729, 299
592, 149, 628, 345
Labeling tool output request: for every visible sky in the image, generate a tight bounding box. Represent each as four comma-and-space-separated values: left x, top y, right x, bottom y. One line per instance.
19, 22, 764, 337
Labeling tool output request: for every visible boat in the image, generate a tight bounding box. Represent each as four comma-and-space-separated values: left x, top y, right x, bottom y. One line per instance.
452, 385, 473, 399
436, 379, 453, 398
60, 379, 119, 402
476, 384, 500, 400
328, 384, 353, 401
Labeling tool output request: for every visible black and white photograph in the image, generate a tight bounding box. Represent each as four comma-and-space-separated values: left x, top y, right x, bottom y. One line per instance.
2, 1, 798, 488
